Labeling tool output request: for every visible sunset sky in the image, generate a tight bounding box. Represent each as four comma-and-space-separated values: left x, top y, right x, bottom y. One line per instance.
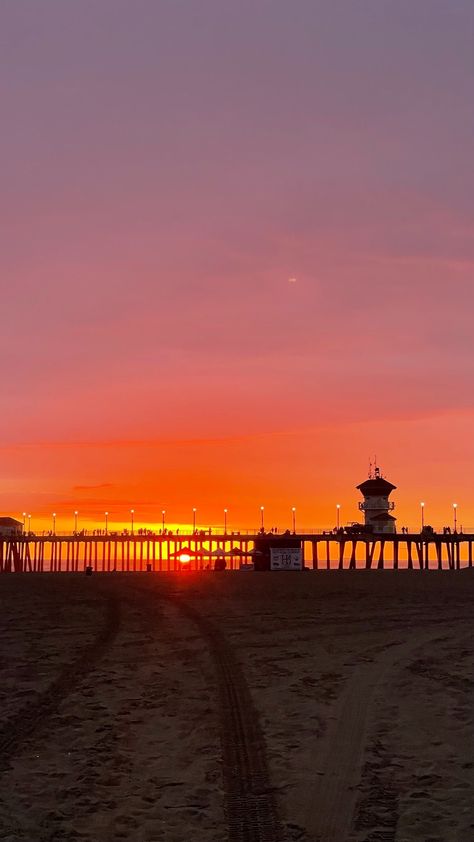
2, 1, 474, 532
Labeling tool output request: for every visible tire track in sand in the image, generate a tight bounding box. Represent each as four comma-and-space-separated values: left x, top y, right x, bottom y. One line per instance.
0, 594, 120, 772
170, 595, 284, 842
301, 628, 458, 842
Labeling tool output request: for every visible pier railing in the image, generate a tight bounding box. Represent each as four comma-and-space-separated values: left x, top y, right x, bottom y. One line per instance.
14, 525, 474, 539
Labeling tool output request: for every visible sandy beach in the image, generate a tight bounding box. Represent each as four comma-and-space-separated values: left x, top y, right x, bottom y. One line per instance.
0, 571, 473, 842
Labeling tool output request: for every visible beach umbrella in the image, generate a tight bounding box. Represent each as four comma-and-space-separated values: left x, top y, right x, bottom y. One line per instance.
168, 546, 197, 557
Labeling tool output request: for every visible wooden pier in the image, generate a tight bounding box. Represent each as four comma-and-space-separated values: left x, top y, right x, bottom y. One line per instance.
0, 532, 473, 573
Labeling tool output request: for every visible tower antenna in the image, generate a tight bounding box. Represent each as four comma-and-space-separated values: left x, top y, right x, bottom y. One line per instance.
374, 454, 380, 479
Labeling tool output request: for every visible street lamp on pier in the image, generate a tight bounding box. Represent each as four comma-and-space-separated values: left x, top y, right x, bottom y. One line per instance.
336, 504, 341, 530
27, 514, 31, 533
130, 509, 134, 535
420, 502, 425, 532
74, 511, 78, 533
22, 512, 26, 531
224, 508, 228, 534
192, 508, 197, 532
292, 507, 296, 533
453, 503, 458, 533
105, 512, 109, 535
52, 513, 56, 535
260, 506, 265, 531
162, 510, 165, 531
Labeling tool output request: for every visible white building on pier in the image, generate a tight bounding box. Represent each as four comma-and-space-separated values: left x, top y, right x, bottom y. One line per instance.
357, 466, 397, 534
0, 517, 23, 536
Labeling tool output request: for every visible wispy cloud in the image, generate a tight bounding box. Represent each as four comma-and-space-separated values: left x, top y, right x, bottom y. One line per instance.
73, 483, 114, 490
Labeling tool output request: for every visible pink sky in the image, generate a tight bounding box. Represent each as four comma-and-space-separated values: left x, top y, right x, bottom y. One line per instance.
1, 1, 474, 530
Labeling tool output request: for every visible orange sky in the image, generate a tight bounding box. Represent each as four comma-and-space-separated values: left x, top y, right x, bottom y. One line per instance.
2, 2, 474, 533
3, 410, 474, 533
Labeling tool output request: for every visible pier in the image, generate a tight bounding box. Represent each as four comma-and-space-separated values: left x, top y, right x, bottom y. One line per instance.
1, 532, 473, 573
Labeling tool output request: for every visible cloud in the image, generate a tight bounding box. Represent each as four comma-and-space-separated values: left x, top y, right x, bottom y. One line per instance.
73, 483, 114, 490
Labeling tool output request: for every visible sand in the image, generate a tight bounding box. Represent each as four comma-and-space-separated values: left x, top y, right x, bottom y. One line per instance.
0, 571, 473, 842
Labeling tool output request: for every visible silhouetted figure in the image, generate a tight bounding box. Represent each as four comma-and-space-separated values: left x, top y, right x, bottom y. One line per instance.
214, 557, 226, 571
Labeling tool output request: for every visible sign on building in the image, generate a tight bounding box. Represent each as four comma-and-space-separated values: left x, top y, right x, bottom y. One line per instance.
270, 548, 303, 571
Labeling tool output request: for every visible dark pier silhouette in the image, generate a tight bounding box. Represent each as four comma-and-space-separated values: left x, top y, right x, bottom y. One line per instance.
0, 531, 473, 573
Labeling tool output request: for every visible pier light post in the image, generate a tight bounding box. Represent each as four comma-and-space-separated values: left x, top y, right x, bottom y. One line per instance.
162, 510, 165, 531
453, 503, 458, 533
22, 512, 26, 530
292, 507, 296, 533
27, 514, 31, 533
224, 508, 228, 534
260, 506, 265, 531
420, 502, 425, 531
193, 508, 197, 532
74, 511, 78, 533
336, 504, 341, 530
52, 513, 56, 535
130, 509, 134, 535
105, 512, 109, 535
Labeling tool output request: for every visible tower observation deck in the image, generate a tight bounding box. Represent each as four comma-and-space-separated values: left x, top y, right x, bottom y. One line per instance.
357, 465, 396, 534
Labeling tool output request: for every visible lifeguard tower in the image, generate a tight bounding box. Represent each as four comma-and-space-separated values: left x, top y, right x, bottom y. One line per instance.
357, 464, 397, 534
